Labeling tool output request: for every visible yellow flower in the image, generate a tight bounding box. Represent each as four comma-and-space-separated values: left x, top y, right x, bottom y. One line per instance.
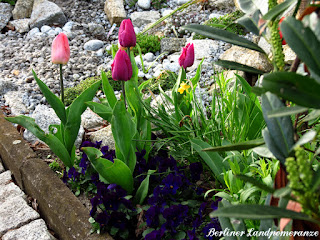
178, 82, 190, 94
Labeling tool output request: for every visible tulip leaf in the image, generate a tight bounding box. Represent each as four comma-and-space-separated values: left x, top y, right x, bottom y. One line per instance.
191, 139, 228, 185
261, 93, 294, 163
32, 70, 67, 125
267, 105, 308, 118
237, 9, 261, 36
101, 71, 117, 109
5, 115, 72, 167
210, 204, 319, 224
280, 17, 320, 82
202, 138, 265, 152
64, 80, 101, 154
191, 58, 204, 88
215, 60, 266, 74
263, 0, 297, 21
82, 147, 134, 193
262, 72, 320, 109
182, 24, 265, 53
86, 101, 113, 123
111, 101, 137, 172
134, 170, 156, 205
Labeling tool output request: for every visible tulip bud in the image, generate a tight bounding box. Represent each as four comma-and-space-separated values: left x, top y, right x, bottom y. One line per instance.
111, 49, 133, 81
178, 43, 194, 69
118, 19, 136, 48
279, 17, 286, 45
51, 32, 70, 65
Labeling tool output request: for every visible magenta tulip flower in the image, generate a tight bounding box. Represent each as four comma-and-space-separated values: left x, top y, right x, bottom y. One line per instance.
111, 49, 133, 81
178, 43, 194, 69
118, 19, 136, 48
51, 32, 70, 65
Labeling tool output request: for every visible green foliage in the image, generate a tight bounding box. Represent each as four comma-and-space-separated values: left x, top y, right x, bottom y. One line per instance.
150, 0, 168, 9
48, 159, 62, 172
142, 70, 177, 94
0, 0, 16, 5
193, 11, 245, 40
65, 72, 123, 106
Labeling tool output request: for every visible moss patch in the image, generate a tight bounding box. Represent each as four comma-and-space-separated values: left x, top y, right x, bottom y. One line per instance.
194, 11, 245, 39
141, 70, 177, 94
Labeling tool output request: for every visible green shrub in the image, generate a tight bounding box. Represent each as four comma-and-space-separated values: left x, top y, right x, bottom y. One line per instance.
194, 11, 245, 39
108, 33, 162, 56
0, 0, 16, 5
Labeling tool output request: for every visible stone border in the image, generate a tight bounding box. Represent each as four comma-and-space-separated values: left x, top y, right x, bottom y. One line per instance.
0, 112, 113, 240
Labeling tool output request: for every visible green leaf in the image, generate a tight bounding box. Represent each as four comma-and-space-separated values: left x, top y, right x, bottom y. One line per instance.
134, 170, 156, 205
64, 80, 101, 153
263, 0, 297, 21
280, 17, 320, 82
215, 60, 265, 74
210, 205, 319, 224
240, 187, 260, 202
261, 93, 294, 163
191, 139, 229, 185
235, 174, 275, 193
253, 145, 275, 158
86, 101, 113, 123
5, 116, 72, 167
82, 147, 134, 193
217, 201, 237, 240
191, 58, 204, 88
267, 105, 308, 118
311, 169, 320, 192
273, 186, 291, 198
215, 192, 234, 202
203, 138, 265, 152
101, 71, 117, 109
182, 24, 265, 53
292, 130, 317, 149
262, 128, 286, 162
111, 101, 137, 172
262, 72, 320, 109
237, 10, 261, 36
32, 70, 67, 124
237, 0, 259, 13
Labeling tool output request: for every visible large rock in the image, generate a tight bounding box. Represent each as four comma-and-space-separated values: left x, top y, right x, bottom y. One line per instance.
0, 182, 25, 205
130, 10, 160, 28
0, 79, 18, 96
283, 45, 296, 65
0, 3, 13, 31
0, 171, 12, 186
104, 0, 126, 25
2, 219, 55, 240
84, 40, 104, 51
12, 0, 34, 19
30, 0, 67, 29
81, 108, 104, 129
0, 197, 40, 237
10, 18, 30, 33
161, 37, 186, 54
219, 45, 273, 73
23, 105, 84, 148
4, 91, 28, 116
89, 125, 115, 150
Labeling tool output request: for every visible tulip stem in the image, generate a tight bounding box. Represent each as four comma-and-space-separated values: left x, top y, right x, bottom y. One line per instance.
122, 80, 126, 109
59, 64, 64, 105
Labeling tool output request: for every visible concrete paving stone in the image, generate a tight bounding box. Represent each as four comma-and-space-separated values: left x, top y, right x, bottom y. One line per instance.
0, 170, 12, 186
0, 182, 25, 205
0, 161, 4, 173
0, 197, 40, 237
2, 219, 56, 240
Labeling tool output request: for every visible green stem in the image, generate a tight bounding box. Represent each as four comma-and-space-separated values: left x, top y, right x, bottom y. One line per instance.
293, 0, 302, 18
59, 64, 64, 105
122, 80, 126, 109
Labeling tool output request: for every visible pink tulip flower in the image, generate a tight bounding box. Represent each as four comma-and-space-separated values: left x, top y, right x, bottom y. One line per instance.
111, 49, 133, 81
51, 33, 70, 65
118, 19, 136, 48
178, 43, 194, 69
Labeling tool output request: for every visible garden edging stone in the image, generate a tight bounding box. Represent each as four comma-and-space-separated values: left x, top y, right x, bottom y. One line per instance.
0, 111, 113, 240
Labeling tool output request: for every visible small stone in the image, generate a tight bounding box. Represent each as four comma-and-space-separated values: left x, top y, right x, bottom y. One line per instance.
81, 108, 104, 129
26, 27, 40, 39
161, 38, 186, 54
10, 18, 30, 33
144, 52, 154, 62
2, 219, 55, 240
130, 11, 160, 28
0, 197, 40, 237
84, 40, 104, 51
0, 171, 11, 186
137, 0, 151, 9
40, 25, 51, 33
104, 0, 126, 25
